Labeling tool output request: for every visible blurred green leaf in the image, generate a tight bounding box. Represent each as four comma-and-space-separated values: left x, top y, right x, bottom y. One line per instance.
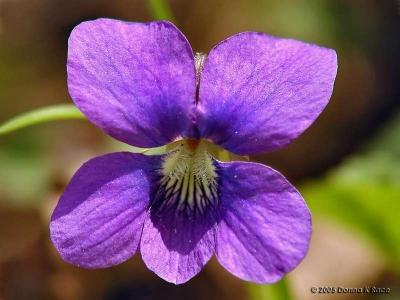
147, 0, 175, 22
0, 129, 50, 206
0, 151, 50, 206
301, 112, 400, 271
0, 104, 85, 136
248, 278, 292, 300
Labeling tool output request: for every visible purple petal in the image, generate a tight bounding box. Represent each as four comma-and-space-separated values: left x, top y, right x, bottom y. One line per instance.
68, 19, 196, 147
140, 208, 216, 284
50, 152, 161, 268
215, 161, 311, 283
198, 32, 337, 155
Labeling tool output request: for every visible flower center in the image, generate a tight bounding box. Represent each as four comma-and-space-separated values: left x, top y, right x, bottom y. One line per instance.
152, 139, 219, 216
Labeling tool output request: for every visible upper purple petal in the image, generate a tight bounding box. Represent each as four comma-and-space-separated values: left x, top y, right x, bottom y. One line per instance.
50, 152, 161, 268
67, 18, 196, 147
140, 207, 217, 284
215, 161, 311, 283
197, 32, 337, 155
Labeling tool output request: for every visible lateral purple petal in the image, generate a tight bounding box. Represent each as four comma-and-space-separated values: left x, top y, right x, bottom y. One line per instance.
215, 161, 311, 283
198, 32, 337, 155
50, 152, 161, 268
68, 19, 196, 147
140, 210, 216, 284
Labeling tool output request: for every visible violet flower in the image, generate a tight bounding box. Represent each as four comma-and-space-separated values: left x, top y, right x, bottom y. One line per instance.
50, 19, 337, 284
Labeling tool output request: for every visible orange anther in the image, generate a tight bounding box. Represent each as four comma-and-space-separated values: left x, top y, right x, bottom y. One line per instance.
186, 139, 200, 151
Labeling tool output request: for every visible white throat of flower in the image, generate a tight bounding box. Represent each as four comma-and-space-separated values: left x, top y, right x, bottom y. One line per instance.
157, 140, 218, 215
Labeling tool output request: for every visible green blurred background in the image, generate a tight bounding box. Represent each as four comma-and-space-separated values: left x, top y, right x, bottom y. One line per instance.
0, 0, 399, 299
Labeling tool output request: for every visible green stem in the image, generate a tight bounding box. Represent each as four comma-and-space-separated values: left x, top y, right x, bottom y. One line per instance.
0, 104, 85, 136
248, 278, 293, 300
147, 0, 175, 22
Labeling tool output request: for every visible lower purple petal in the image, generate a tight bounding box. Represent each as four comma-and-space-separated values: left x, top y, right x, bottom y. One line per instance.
140, 208, 217, 284
50, 152, 161, 268
215, 161, 311, 283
